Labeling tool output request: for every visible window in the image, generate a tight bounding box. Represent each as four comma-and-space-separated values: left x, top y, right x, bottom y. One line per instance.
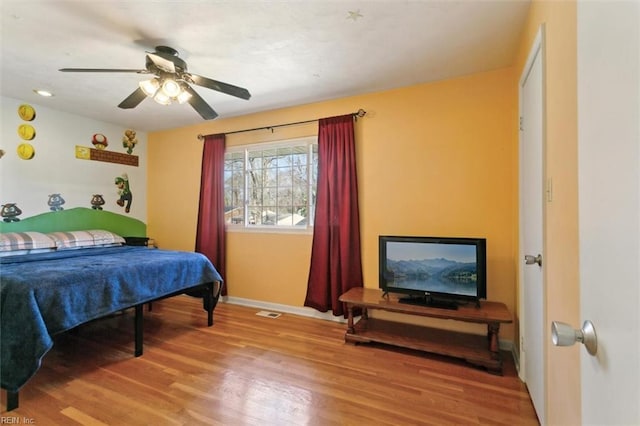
224, 137, 318, 230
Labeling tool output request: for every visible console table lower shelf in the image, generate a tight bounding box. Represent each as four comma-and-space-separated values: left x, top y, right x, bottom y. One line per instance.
346, 317, 503, 373
339, 288, 512, 375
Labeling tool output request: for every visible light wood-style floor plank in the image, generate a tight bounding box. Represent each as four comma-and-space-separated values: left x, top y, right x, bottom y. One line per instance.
1, 296, 539, 425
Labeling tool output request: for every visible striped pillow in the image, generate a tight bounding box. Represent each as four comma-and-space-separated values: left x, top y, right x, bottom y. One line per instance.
0, 248, 56, 257
87, 229, 126, 246
47, 231, 97, 249
46, 230, 125, 250
0, 232, 56, 252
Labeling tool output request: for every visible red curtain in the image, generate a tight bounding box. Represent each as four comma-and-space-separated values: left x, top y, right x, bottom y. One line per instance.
304, 114, 363, 317
195, 134, 227, 296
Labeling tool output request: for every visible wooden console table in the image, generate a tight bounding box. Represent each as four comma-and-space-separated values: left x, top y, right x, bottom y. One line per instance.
339, 287, 512, 374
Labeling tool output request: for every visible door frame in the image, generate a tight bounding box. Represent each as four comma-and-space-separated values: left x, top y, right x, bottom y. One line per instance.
518, 23, 547, 414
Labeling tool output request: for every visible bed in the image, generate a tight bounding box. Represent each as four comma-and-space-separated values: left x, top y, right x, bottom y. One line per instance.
0, 230, 223, 411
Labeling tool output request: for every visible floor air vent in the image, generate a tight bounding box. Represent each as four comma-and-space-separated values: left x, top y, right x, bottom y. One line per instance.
256, 310, 282, 319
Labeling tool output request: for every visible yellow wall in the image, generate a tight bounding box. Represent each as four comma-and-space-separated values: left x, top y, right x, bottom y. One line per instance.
514, 1, 580, 425
148, 3, 580, 423
148, 66, 518, 338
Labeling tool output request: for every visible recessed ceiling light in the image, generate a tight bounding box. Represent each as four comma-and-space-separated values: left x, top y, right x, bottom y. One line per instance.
33, 89, 54, 97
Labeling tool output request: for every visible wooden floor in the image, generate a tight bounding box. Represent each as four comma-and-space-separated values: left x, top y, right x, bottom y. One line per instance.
1, 296, 539, 425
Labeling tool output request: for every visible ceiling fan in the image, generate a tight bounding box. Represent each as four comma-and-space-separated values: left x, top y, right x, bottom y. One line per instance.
59, 45, 251, 120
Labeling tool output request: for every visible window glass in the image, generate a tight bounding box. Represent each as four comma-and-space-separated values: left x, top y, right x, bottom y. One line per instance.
224, 137, 317, 230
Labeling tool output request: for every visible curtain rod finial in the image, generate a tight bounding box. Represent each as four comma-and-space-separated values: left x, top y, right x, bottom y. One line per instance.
356, 109, 366, 118
197, 134, 204, 141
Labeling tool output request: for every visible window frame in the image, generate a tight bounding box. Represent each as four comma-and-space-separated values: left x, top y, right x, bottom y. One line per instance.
224, 136, 318, 234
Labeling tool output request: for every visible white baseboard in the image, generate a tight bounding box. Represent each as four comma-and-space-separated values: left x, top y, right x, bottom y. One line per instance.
221, 296, 348, 323
500, 339, 514, 352
511, 344, 521, 374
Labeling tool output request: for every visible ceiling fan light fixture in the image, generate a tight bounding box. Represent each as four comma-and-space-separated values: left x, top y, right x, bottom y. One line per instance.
139, 78, 160, 97
176, 88, 192, 104
60, 45, 251, 119
161, 78, 181, 98
153, 90, 172, 105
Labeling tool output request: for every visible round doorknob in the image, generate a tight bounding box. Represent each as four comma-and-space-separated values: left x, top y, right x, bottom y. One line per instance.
551, 320, 598, 356
524, 254, 542, 266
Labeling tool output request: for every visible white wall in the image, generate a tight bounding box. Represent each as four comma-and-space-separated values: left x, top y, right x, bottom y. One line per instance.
0, 96, 147, 222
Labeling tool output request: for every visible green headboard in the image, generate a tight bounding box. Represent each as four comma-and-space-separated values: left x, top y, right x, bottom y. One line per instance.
0, 207, 146, 237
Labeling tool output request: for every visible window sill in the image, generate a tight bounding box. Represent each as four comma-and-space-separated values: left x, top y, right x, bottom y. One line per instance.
226, 226, 313, 236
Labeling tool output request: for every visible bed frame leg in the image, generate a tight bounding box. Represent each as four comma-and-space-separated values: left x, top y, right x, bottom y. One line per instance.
205, 283, 214, 326
134, 304, 143, 356
6, 390, 18, 411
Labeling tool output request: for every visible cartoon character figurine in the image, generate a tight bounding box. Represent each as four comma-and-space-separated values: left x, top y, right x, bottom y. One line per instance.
92, 133, 108, 150
47, 193, 65, 211
122, 129, 138, 154
114, 173, 132, 213
1, 203, 22, 222
91, 194, 105, 210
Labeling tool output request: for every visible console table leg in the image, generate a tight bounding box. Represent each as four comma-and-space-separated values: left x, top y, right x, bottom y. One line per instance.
346, 306, 355, 334
488, 322, 500, 359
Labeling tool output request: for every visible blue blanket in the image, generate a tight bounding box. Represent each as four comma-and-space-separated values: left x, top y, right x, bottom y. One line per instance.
0, 246, 222, 392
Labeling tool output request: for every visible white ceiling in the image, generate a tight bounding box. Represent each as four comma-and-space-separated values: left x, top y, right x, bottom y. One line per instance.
1, 0, 530, 132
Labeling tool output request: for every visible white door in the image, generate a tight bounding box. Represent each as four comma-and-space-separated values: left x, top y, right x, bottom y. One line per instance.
577, 1, 640, 424
519, 27, 545, 424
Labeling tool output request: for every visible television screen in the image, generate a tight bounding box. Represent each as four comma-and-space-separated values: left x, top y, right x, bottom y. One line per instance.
379, 235, 486, 308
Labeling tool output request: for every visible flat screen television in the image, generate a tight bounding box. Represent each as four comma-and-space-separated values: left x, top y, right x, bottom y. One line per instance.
379, 235, 487, 309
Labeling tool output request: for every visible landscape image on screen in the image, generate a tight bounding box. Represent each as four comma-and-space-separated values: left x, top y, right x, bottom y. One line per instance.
385, 242, 478, 297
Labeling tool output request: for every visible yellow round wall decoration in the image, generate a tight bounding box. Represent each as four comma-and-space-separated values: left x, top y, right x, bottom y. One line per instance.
18, 124, 36, 140
17, 143, 35, 160
18, 104, 36, 121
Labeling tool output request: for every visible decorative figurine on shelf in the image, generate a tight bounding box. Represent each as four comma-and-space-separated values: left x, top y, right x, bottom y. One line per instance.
47, 193, 65, 211
92, 133, 108, 150
114, 173, 132, 213
1, 203, 22, 222
91, 194, 105, 210
122, 129, 138, 154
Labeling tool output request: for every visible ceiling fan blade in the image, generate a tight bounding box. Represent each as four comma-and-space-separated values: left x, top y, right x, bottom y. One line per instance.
118, 87, 147, 109
188, 74, 251, 100
59, 68, 148, 73
184, 86, 218, 120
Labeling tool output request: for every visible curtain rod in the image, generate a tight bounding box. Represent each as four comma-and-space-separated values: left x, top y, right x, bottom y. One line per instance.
197, 108, 366, 140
